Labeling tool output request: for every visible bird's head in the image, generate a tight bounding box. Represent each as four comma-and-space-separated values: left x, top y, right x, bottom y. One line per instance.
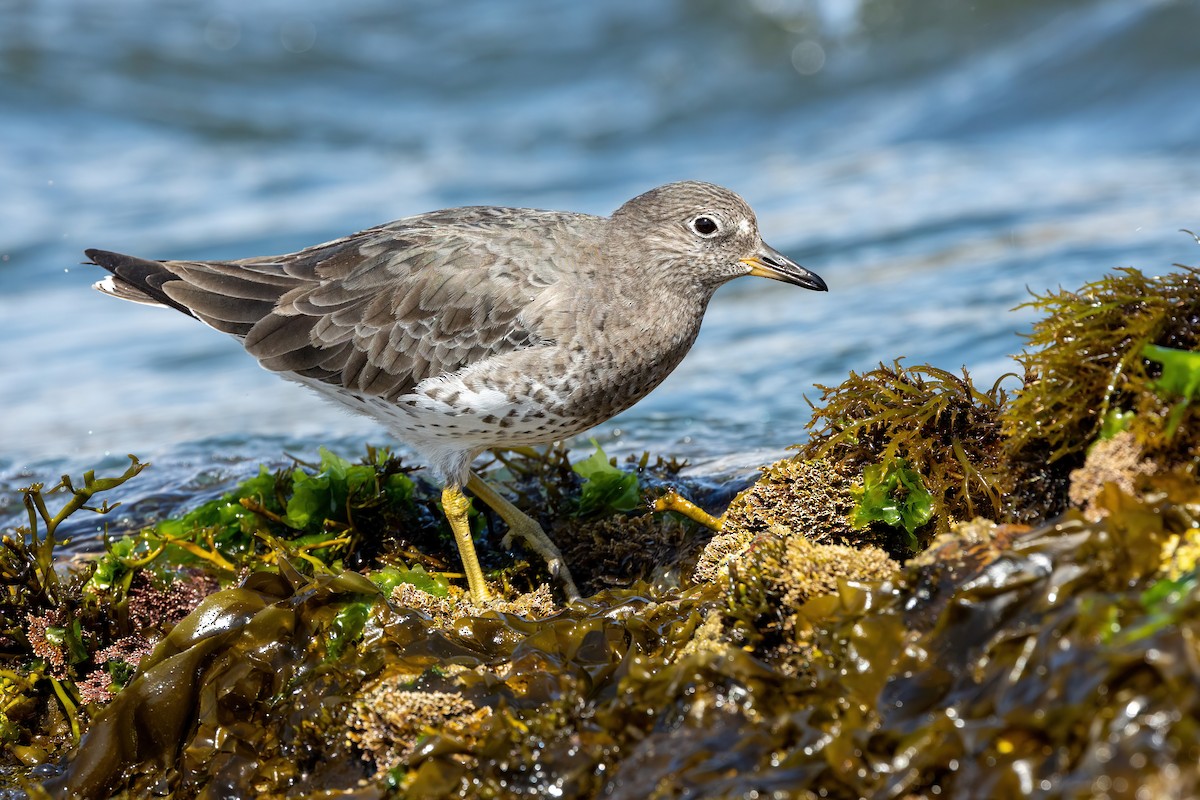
610, 180, 828, 293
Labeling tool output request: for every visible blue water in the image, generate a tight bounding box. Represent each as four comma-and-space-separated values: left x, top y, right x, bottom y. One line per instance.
2, 0, 1199, 540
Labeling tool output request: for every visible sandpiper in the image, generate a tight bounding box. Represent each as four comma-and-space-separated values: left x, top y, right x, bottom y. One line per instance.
86, 181, 827, 603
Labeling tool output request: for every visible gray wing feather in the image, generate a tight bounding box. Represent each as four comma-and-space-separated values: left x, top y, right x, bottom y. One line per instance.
88, 207, 589, 399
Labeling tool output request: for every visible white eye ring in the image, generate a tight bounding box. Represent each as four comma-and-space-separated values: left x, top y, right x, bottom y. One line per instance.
689, 215, 721, 237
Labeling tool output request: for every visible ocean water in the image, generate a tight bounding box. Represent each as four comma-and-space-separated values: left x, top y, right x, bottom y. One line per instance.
2, 0, 1198, 539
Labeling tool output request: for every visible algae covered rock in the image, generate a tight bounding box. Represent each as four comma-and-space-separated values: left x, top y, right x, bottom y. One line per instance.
558, 512, 696, 595
691, 455, 903, 584
691, 525, 755, 585
741, 527, 899, 609
721, 458, 859, 544
18, 259, 1200, 798
391, 581, 557, 626
717, 524, 899, 668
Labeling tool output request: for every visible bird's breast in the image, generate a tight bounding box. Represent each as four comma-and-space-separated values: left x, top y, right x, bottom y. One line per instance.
551, 295, 706, 423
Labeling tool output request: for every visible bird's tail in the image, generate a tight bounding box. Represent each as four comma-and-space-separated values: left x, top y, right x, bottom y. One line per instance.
85, 249, 198, 318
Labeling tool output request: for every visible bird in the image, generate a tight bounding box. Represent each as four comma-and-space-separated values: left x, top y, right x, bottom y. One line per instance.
85, 180, 827, 604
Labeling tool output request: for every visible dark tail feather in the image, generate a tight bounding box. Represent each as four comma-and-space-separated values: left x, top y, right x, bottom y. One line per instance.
85, 249, 197, 318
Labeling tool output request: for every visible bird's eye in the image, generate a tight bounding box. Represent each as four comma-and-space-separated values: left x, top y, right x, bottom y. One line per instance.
690, 216, 720, 237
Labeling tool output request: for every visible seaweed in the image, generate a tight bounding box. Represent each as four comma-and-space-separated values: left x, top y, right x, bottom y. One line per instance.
482, 443, 704, 595
572, 441, 641, 516
797, 362, 1011, 536
995, 267, 1200, 521
11, 456, 146, 610
848, 457, 934, 550
0, 448, 462, 785
29, 449, 1200, 799
1004, 267, 1200, 462
42, 565, 389, 799
1143, 343, 1200, 438
0, 458, 147, 763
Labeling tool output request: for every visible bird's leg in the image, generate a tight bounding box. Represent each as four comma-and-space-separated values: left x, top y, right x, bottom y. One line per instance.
441, 485, 493, 604
466, 472, 581, 602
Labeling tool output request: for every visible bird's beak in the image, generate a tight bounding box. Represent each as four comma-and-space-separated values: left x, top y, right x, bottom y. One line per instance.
740, 244, 827, 292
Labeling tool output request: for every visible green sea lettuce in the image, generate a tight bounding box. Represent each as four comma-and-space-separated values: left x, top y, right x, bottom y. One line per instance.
573, 440, 640, 516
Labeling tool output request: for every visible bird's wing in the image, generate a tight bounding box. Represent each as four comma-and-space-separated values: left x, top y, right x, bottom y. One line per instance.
88, 207, 593, 399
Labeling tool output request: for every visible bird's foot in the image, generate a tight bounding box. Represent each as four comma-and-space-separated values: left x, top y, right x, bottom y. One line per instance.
653, 490, 724, 531
467, 472, 582, 602
499, 514, 581, 602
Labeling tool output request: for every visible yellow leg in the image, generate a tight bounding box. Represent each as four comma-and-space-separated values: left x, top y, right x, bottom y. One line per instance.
466, 472, 581, 602
442, 486, 493, 604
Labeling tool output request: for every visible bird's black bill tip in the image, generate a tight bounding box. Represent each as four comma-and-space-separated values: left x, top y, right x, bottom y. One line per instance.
741, 245, 828, 292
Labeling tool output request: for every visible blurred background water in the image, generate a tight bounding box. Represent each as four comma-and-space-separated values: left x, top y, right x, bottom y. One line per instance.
2, 0, 1198, 539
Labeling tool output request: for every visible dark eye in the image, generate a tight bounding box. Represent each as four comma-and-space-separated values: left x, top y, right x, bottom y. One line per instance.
690, 216, 719, 237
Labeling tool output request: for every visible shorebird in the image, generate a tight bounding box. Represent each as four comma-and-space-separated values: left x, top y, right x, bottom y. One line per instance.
86, 181, 827, 603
